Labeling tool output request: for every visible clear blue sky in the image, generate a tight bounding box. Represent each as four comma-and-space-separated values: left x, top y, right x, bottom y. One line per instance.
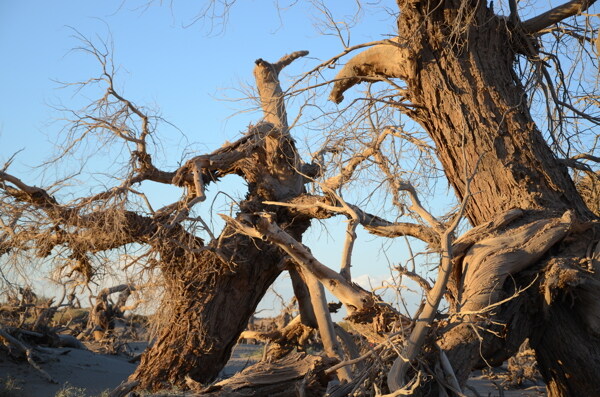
0, 1, 431, 315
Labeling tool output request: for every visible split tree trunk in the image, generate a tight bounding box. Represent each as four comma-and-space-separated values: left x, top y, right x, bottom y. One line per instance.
129, 233, 298, 389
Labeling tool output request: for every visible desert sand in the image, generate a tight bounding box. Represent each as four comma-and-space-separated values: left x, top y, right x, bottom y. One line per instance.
1, 342, 547, 397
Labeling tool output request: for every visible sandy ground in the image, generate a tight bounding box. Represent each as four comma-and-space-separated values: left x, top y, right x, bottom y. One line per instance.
0, 343, 546, 397
0, 346, 138, 396
0, 343, 262, 397
465, 369, 546, 397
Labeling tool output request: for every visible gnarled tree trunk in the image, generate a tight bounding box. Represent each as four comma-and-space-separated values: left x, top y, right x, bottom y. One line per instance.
396, 2, 600, 396
332, 1, 600, 395
128, 53, 313, 390
129, 231, 300, 389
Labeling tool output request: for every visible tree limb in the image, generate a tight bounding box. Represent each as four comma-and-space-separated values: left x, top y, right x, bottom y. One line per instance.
221, 212, 373, 312
302, 270, 353, 382
329, 39, 413, 104
387, 165, 473, 392
522, 0, 597, 34
264, 195, 440, 247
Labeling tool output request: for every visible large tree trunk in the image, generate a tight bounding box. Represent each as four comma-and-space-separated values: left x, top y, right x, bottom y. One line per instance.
396, 2, 600, 396
129, 230, 295, 390
333, 1, 600, 395
398, 3, 591, 224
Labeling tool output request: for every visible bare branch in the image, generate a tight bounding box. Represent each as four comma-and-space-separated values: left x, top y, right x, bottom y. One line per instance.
303, 270, 352, 382
339, 219, 358, 282
220, 212, 373, 312
397, 181, 443, 233
254, 51, 308, 130
522, 0, 597, 34
322, 128, 391, 190
387, 161, 475, 392
264, 195, 439, 246
508, 0, 519, 25
273, 50, 309, 74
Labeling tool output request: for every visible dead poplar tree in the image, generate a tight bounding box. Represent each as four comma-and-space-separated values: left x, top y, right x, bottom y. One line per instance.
3, 2, 600, 396
319, 1, 600, 395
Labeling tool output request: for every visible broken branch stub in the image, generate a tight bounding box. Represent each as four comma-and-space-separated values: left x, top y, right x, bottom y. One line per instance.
329, 39, 413, 104
254, 50, 308, 130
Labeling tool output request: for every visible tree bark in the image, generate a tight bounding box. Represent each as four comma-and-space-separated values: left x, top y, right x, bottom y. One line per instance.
333, 1, 600, 395
394, 2, 600, 395
128, 52, 311, 390
128, 235, 293, 389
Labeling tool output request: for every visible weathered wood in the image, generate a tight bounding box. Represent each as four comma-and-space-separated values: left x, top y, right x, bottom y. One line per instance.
303, 270, 352, 382
0, 327, 57, 384
388, 184, 467, 392
108, 380, 139, 397
200, 352, 336, 396
459, 212, 573, 310
129, 52, 312, 390
329, 38, 413, 104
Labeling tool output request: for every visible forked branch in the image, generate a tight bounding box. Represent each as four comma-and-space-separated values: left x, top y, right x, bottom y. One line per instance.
220, 212, 373, 312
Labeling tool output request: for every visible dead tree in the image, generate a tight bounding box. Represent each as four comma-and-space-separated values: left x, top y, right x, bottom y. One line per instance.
2, 2, 600, 396
323, 1, 600, 396
84, 284, 135, 341
0, 46, 325, 390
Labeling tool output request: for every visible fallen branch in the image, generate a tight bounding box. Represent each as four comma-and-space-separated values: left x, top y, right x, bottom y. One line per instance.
200, 352, 337, 396
0, 327, 57, 384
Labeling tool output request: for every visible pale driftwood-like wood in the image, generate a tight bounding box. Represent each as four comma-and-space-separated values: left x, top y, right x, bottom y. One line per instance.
460, 211, 573, 311
108, 380, 139, 397
190, 159, 206, 201
387, 184, 467, 392
254, 50, 308, 131
264, 196, 440, 246
289, 267, 318, 328
222, 213, 373, 312
339, 218, 357, 282
223, 212, 413, 346
329, 39, 413, 104
240, 315, 318, 362
303, 270, 352, 382
200, 352, 336, 396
